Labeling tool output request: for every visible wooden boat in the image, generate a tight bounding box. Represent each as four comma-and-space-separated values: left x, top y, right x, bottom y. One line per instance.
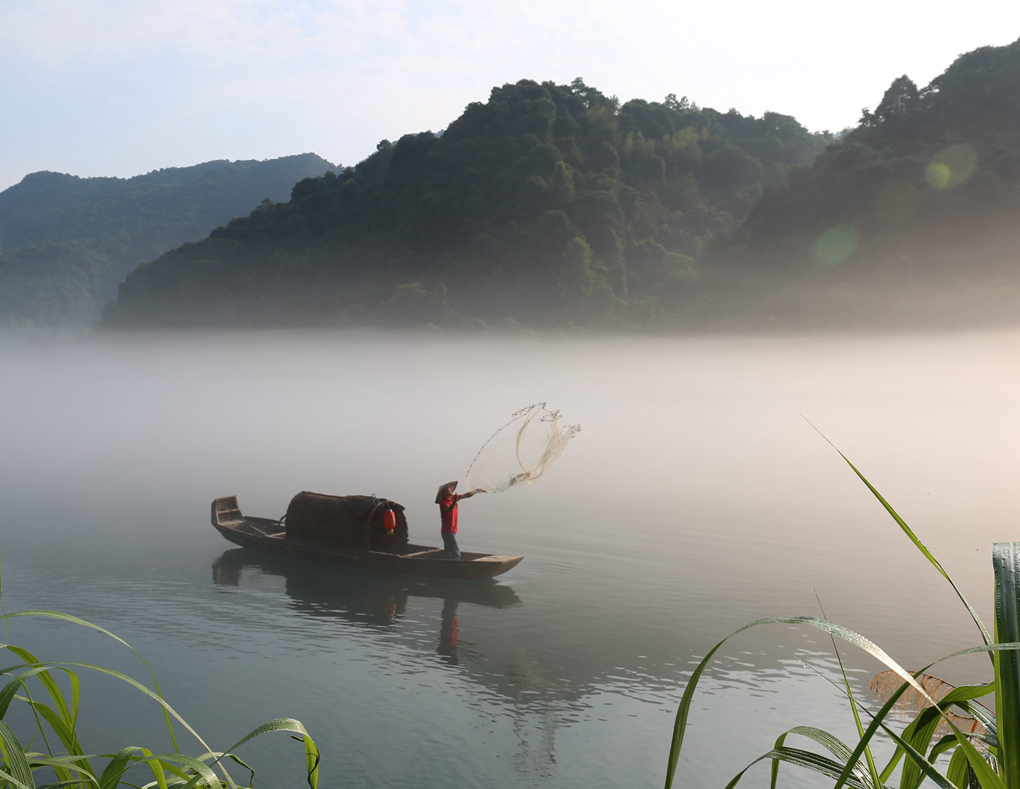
211, 492, 523, 580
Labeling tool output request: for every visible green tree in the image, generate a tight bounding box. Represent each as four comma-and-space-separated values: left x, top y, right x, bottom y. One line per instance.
378, 282, 453, 328
549, 161, 575, 204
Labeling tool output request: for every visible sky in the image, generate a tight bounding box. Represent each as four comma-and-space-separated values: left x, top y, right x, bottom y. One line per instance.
2, 0, 1019, 193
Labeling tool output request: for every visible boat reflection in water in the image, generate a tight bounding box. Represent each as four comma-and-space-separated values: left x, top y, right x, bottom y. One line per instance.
209, 548, 566, 776
211, 547, 520, 665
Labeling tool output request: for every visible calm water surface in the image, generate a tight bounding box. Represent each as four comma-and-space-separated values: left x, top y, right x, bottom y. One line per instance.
0, 330, 1017, 788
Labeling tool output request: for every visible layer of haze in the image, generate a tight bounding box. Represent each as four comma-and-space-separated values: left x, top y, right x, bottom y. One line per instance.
0, 330, 1017, 787
2, 330, 1016, 648
4, 0, 1020, 192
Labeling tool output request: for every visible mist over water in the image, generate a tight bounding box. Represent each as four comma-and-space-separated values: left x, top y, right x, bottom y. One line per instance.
0, 329, 1017, 788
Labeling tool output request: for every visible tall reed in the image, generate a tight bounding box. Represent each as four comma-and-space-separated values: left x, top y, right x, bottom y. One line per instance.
664, 447, 1020, 789
0, 559, 319, 789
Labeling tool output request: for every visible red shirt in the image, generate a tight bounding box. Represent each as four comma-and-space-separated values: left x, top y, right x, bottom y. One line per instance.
439, 494, 462, 534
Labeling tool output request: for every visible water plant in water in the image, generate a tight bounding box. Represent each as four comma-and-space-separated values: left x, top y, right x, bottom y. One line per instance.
664, 447, 1020, 788
0, 570, 319, 788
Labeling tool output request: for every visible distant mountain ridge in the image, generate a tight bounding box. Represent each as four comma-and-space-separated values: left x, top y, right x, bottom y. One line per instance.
0, 153, 337, 327
20, 39, 1020, 334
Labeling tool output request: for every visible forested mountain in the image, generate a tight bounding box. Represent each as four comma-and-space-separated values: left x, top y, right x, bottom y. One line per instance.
0, 154, 336, 327
100, 38, 1020, 332
708, 37, 1020, 328
100, 79, 830, 329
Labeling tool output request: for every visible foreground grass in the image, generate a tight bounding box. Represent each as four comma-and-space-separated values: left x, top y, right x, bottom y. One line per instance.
0, 573, 319, 789
665, 447, 1020, 789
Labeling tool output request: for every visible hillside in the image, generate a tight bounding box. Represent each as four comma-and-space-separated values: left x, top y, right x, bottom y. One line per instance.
705, 38, 1020, 329
100, 39, 1020, 332
0, 153, 336, 327
99, 79, 829, 330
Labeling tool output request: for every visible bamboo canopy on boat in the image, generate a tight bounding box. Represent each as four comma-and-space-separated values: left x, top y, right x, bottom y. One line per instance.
284, 492, 408, 547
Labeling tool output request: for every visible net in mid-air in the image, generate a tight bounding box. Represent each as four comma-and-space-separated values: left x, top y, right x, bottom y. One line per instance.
463, 403, 580, 494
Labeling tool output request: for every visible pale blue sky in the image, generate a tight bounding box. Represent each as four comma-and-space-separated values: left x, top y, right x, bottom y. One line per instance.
3, 0, 1018, 192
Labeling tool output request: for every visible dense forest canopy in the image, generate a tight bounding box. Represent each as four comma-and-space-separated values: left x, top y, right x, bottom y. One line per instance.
710, 38, 1020, 328
0, 154, 335, 327
100, 78, 830, 330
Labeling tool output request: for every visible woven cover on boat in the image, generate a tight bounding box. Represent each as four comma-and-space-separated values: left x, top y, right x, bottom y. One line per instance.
284, 492, 408, 547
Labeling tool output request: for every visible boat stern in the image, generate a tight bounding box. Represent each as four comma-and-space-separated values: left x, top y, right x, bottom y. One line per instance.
211, 495, 243, 527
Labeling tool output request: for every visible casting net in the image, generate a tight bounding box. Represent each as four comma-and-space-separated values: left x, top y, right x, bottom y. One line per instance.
463, 403, 580, 494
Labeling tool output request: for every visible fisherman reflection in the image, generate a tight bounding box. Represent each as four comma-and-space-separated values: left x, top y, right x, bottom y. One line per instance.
382, 592, 399, 625
435, 481, 485, 560
438, 598, 460, 663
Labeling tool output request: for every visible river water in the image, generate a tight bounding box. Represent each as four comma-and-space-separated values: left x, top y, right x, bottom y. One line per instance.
0, 329, 1016, 788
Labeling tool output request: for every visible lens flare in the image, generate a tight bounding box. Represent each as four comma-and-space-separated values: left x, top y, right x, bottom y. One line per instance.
925, 162, 951, 189
814, 224, 860, 266
875, 183, 920, 224
926, 144, 978, 189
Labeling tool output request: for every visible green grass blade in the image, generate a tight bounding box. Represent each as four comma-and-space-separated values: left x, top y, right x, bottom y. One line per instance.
144, 751, 170, 789
955, 696, 997, 734
302, 731, 319, 789
814, 590, 883, 788
944, 746, 971, 788
840, 455, 992, 649
0, 659, 212, 764
884, 678, 996, 789
25, 755, 98, 785
0, 611, 180, 753
1, 658, 89, 771
897, 708, 987, 788
806, 420, 993, 649
883, 640, 1020, 760
874, 680, 993, 783
770, 730, 788, 789
0, 674, 24, 717
98, 746, 148, 789
874, 720, 970, 789
838, 644, 1020, 789
19, 697, 96, 782
775, 727, 876, 788
203, 752, 256, 788
0, 768, 34, 789
664, 621, 761, 788
928, 733, 965, 762
0, 665, 80, 719
897, 709, 943, 789
0, 719, 36, 789
836, 677, 936, 789
993, 543, 1020, 787
732, 746, 874, 789
220, 718, 314, 753
218, 718, 319, 789
879, 677, 995, 738
93, 747, 207, 789
5, 648, 73, 725
0, 663, 62, 762
132, 753, 221, 788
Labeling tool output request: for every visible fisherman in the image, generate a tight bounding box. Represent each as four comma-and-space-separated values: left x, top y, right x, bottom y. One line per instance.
435, 481, 485, 560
